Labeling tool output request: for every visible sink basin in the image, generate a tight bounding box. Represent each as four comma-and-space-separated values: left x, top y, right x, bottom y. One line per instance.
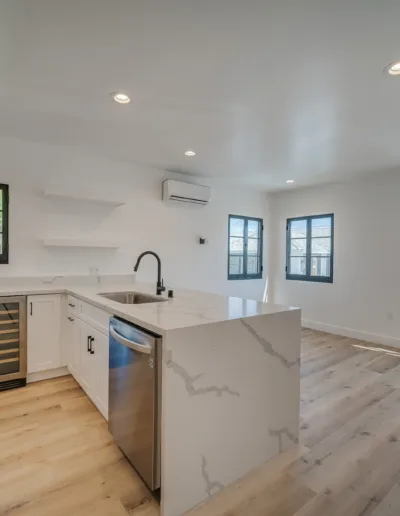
99, 291, 167, 305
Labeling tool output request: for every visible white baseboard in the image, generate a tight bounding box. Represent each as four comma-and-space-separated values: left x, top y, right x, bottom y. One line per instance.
302, 319, 400, 349
27, 366, 70, 384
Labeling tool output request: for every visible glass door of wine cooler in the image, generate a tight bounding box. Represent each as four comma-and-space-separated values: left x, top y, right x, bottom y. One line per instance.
0, 296, 27, 390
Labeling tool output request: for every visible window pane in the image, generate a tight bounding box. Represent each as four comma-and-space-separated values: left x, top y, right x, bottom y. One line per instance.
248, 238, 259, 254
311, 256, 331, 277
311, 238, 331, 255
0, 236, 2, 254
290, 219, 307, 238
230, 218, 244, 237
312, 217, 331, 237
229, 255, 243, 275
228, 214, 263, 280
290, 239, 307, 257
0, 211, 2, 231
0, 189, 3, 211
247, 255, 259, 275
230, 237, 243, 253
289, 257, 306, 275
248, 220, 260, 238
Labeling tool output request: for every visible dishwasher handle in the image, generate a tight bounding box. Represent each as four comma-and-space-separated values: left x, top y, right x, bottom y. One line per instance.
110, 325, 153, 355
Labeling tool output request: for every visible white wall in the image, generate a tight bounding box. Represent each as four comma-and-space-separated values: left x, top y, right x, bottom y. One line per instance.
0, 137, 269, 300
270, 172, 400, 347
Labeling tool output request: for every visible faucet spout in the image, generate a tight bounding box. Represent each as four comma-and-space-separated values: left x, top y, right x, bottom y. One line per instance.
134, 251, 166, 295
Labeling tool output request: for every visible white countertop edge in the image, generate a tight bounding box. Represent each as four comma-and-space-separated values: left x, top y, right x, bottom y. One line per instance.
0, 282, 300, 334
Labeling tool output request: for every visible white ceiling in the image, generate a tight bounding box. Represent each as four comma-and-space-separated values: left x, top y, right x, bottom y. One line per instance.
0, 0, 400, 191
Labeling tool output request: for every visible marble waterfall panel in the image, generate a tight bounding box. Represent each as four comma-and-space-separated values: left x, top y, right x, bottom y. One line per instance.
160, 309, 301, 516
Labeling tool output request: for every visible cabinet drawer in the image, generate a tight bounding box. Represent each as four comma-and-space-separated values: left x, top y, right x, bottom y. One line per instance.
80, 301, 110, 335
67, 296, 80, 315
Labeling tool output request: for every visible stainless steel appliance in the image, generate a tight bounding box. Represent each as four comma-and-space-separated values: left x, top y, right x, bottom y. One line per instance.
0, 296, 27, 391
99, 291, 167, 305
108, 317, 161, 491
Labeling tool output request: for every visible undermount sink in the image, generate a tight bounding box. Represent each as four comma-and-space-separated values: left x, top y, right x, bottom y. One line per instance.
99, 291, 167, 305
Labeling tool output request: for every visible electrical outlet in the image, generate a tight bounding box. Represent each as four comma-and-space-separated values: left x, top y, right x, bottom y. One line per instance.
387, 311, 394, 321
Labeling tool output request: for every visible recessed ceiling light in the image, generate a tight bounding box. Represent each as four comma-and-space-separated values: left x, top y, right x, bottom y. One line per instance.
386, 61, 400, 76
112, 92, 131, 104
185, 149, 196, 156
285, 179, 295, 184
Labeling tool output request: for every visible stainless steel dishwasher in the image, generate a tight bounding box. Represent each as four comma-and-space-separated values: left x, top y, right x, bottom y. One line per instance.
108, 317, 161, 491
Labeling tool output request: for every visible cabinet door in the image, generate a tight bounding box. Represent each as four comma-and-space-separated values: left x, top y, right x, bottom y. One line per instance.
79, 321, 95, 398
90, 327, 109, 420
27, 295, 61, 373
67, 316, 81, 381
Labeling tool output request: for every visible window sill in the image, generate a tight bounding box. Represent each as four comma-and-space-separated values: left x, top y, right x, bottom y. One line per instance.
286, 274, 333, 284
228, 275, 263, 281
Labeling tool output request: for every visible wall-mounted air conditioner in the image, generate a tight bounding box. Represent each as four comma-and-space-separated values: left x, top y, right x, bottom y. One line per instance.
162, 180, 211, 206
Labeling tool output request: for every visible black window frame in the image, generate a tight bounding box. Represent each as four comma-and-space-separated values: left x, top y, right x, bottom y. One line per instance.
286, 213, 334, 283
0, 184, 9, 264
228, 214, 263, 280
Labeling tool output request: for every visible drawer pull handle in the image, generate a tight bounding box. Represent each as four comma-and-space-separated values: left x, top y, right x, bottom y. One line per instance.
68, 303, 76, 308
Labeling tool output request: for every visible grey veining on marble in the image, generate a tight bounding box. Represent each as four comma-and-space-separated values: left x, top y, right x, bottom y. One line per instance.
269, 427, 299, 453
41, 275, 64, 284
160, 310, 301, 516
201, 454, 224, 497
165, 357, 240, 398
240, 317, 300, 368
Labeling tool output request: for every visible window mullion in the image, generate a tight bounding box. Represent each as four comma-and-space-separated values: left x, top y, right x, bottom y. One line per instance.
228, 215, 231, 277
306, 217, 312, 278
286, 221, 290, 274
258, 220, 262, 275
243, 218, 248, 278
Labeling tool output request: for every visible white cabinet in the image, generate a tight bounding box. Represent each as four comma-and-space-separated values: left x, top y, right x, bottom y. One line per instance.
79, 320, 95, 398
77, 321, 109, 419
90, 326, 109, 419
26, 292, 109, 419
27, 294, 61, 373
66, 315, 80, 381
67, 306, 109, 420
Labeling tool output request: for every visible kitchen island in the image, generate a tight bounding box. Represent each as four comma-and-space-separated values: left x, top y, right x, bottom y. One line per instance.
160, 304, 300, 516
0, 277, 301, 516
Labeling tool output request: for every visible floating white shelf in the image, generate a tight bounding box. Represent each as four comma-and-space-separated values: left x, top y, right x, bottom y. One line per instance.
43, 189, 125, 207
43, 238, 123, 249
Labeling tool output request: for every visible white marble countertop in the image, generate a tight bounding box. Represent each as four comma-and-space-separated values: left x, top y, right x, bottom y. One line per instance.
0, 279, 299, 334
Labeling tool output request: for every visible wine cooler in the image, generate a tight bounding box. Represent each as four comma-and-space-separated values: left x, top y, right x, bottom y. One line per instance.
0, 296, 27, 391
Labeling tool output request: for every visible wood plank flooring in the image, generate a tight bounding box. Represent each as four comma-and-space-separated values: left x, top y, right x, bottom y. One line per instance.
189, 330, 400, 516
0, 376, 159, 516
1, 329, 400, 515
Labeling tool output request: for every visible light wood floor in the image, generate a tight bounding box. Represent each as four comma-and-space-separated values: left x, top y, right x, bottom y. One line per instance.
1, 330, 400, 516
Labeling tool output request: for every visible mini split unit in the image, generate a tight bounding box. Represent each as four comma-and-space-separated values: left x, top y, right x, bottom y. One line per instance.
162, 180, 211, 206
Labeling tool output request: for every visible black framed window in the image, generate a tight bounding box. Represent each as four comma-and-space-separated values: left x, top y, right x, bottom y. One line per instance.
286, 213, 333, 283
0, 185, 8, 264
228, 215, 263, 280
